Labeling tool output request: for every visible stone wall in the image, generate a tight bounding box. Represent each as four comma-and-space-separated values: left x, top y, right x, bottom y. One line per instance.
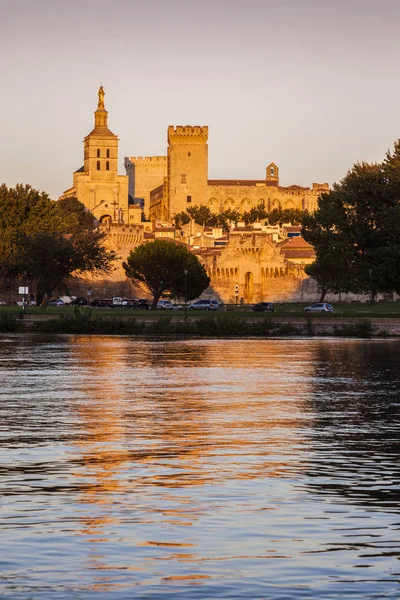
207, 182, 328, 214
126, 156, 167, 216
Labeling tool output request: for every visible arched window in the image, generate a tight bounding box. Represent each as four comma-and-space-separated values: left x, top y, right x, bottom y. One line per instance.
270, 166, 274, 176
97, 149, 100, 158
106, 161, 110, 171
106, 149, 110, 158
97, 161, 100, 170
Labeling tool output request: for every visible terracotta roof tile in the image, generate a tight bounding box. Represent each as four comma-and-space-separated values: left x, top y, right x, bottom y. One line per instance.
284, 250, 315, 259
281, 236, 312, 249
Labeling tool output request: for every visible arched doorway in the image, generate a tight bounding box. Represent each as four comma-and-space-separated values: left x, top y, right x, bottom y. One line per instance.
244, 271, 254, 303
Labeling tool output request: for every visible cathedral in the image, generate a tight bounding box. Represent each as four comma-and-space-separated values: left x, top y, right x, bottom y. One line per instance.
61, 87, 141, 226
61, 87, 327, 303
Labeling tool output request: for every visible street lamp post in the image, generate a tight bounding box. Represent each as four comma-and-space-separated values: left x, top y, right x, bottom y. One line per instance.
184, 269, 188, 318
369, 268, 373, 304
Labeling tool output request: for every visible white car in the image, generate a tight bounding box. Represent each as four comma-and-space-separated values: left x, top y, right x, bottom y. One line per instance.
157, 300, 174, 310
304, 303, 334, 313
188, 299, 220, 311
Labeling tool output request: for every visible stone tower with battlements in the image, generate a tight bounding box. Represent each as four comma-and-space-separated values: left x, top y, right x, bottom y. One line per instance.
167, 126, 208, 217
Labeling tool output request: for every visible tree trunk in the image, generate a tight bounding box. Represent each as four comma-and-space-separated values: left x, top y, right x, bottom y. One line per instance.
319, 286, 328, 302
151, 294, 161, 310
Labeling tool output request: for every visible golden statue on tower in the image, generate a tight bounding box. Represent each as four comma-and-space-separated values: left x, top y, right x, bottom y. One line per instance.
98, 85, 105, 109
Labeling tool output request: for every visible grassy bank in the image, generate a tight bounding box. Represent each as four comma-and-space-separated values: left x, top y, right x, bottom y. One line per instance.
0, 309, 389, 338
3, 301, 400, 318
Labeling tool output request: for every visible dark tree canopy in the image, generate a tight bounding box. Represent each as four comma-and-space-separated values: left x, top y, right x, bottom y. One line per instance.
0, 185, 116, 303
302, 141, 400, 300
123, 239, 210, 309
174, 203, 307, 230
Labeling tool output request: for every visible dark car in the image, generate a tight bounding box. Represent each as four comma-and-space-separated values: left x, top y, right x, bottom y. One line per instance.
70, 297, 88, 306
251, 302, 274, 312
91, 299, 113, 308
134, 298, 150, 309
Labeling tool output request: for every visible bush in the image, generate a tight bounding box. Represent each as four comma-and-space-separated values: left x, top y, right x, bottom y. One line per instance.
0, 312, 23, 332
333, 320, 374, 338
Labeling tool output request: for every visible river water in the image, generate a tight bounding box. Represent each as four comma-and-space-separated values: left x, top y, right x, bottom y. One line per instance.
0, 335, 399, 599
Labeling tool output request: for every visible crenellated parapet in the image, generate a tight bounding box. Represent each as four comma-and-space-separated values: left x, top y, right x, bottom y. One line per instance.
168, 125, 208, 145
129, 156, 167, 170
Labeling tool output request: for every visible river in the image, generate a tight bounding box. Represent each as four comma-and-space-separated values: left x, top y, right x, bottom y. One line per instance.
1, 335, 399, 599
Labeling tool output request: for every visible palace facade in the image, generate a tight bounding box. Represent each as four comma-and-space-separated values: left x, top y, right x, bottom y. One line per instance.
126, 125, 328, 221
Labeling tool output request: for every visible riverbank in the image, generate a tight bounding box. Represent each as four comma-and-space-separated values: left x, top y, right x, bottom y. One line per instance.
1, 310, 398, 337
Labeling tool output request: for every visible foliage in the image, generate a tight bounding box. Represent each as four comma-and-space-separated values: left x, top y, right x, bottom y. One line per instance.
58, 196, 96, 233
333, 320, 374, 338
174, 203, 307, 231
123, 239, 210, 308
242, 204, 268, 224
302, 148, 400, 299
0, 186, 116, 303
187, 205, 218, 227
174, 211, 191, 229
268, 208, 306, 226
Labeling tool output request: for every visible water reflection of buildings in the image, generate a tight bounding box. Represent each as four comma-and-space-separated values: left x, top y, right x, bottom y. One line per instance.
67, 337, 318, 585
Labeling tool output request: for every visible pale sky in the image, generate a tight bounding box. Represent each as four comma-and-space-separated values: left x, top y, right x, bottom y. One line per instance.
1, 0, 400, 199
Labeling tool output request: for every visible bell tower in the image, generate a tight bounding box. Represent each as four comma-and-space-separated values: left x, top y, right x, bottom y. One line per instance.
266, 162, 279, 185
83, 86, 119, 178
61, 87, 130, 224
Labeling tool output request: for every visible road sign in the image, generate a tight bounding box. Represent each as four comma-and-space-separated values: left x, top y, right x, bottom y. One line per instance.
19, 286, 29, 295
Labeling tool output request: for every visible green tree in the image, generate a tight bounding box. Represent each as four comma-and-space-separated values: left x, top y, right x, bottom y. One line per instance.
58, 196, 96, 233
187, 205, 218, 227
0, 185, 116, 303
302, 151, 400, 300
216, 209, 241, 230
242, 204, 268, 224
18, 231, 116, 304
123, 240, 210, 309
174, 211, 191, 229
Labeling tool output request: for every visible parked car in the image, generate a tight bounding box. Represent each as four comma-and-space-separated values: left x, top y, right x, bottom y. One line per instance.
157, 300, 174, 310
188, 299, 220, 311
59, 296, 73, 305
91, 298, 112, 308
121, 299, 136, 308
48, 298, 65, 306
304, 303, 334, 313
134, 298, 150, 310
70, 297, 88, 306
112, 296, 123, 306
251, 302, 274, 312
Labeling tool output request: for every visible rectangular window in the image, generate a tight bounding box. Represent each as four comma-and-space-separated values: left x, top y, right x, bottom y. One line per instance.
187, 195, 192, 203
181, 174, 187, 184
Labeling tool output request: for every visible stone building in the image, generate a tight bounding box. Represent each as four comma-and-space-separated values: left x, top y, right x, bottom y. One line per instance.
60, 88, 329, 303
61, 87, 140, 225
126, 125, 329, 222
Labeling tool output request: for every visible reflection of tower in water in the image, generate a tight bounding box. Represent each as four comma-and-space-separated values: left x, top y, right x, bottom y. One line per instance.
67, 337, 316, 586
68, 336, 132, 585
